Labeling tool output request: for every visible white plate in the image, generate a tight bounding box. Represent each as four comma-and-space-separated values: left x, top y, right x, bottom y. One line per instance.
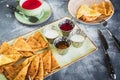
15, 2, 52, 25
68, 0, 114, 25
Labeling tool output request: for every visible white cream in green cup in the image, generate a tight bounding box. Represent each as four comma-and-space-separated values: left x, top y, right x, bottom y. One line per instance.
19, 0, 44, 17
69, 29, 86, 48
42, 26, 59, 44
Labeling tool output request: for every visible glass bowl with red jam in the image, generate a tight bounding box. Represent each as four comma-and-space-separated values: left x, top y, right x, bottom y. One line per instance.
58, 19, 75, 37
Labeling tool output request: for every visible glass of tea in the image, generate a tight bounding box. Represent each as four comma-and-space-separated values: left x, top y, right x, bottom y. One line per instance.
19, 0, 44, 17
53, 36, 71, 55
58, 19, 75, 37
69, 29, 86, 48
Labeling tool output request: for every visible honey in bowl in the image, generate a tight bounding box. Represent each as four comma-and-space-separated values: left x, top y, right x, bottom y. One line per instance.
55, 41, 69, 49
53, 36, 71, 55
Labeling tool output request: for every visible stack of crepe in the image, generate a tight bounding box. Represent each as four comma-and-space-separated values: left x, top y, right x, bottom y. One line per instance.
3, 49, 59, 80
0, 31, 48, 66
0, 31, 60, 80
76, 1, 113, 22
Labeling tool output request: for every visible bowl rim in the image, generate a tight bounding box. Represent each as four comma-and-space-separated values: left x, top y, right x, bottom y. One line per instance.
67, 0, 115, 25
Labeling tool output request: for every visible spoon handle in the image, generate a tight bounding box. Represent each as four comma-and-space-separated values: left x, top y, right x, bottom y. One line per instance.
6, 4, 20, 13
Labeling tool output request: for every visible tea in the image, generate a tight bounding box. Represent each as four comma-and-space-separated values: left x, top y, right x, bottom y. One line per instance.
60, 23, 73, 31
22, 0, 42, 10
19, 0, 44, 16
55, 41, 69, 49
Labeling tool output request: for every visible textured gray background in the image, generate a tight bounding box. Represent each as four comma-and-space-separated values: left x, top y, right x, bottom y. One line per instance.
0, 0, 120, 80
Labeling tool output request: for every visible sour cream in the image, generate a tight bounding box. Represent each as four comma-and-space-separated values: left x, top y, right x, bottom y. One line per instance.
43, 29, 59, 39
70, 34, 85, 42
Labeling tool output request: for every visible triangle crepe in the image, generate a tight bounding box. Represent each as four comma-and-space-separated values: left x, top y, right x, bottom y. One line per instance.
0, 42, 9, 54
26, 36, 42, 51
5, 46, 23, 61
16, 55, 36, 69
90, 1, 113, 16
33, 32, 48, 48
43, 49, 52, 76
5, 53, 23, 62
51, 54, 60, 71
0, 54, 15, 66
76, 4, 101, 18
0, 42, 23, 61
27, 55, 39, 80
13, 63, 30, 80
76, 4, 101, 21
35, 55, 44, 80
13, 37, 32, 51
105, 1, 113, 16
4, 64, 22, 80
4, 57, 31, 80
90, 1, 106, 15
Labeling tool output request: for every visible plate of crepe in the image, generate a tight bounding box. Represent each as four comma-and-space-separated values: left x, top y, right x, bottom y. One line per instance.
0, 17, 97, 80
68, 0, 114, 25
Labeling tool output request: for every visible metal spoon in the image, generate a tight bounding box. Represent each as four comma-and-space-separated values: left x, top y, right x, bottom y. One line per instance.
6, 4, 39, 23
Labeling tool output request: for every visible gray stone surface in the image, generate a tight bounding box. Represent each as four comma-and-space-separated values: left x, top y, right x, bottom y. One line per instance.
0, 0, 120, 80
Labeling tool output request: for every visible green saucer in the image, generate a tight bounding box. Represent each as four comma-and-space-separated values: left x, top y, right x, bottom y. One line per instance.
15, 2, 52, 25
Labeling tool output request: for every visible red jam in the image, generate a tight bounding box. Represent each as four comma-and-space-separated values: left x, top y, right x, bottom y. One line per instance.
60, 23, 73, 31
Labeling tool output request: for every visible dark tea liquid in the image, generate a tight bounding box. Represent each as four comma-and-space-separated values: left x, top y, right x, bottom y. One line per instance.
60, 23, 73, 31
55, 41, 69, 49
22, 0, 42, 10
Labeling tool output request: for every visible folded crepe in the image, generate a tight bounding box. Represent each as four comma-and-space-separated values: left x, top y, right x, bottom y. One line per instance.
90, 1, 106, 15
0, 42, 9, 54
33, 31, 48, 49
13, 63, 30, 80
27, 55, 40, 80
42, 49, 52, 76
34, 55, 44, 80
77, 4, 101, 17
26, 36, 42, 51
76, 4, 101, 21
0, 42, 23, 64
13, 37, 32, 52
4, 64, 22, 80
0, 54, 15, 66
105, 1, 113, 16
3, 56, 33, 80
